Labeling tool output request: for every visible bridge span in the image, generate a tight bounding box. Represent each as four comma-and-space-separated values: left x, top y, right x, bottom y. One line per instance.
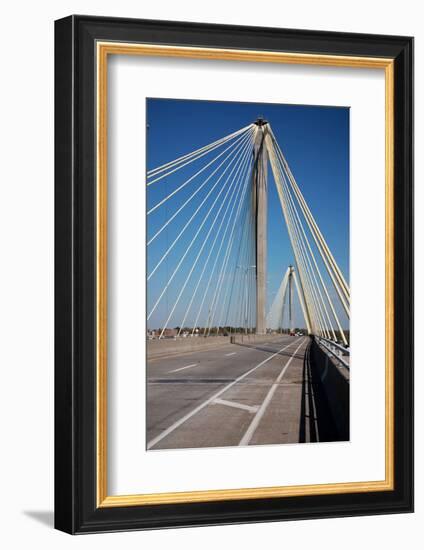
147, 335, 349, 450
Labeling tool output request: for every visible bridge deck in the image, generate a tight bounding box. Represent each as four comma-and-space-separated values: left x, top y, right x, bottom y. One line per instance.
147, 336, 343, 450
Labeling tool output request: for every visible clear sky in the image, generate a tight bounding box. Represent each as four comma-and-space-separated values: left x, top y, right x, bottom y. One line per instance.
146, 98, 349, 331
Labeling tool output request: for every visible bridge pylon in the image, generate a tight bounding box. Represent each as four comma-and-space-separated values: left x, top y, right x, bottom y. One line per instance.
253, 118, 268, 335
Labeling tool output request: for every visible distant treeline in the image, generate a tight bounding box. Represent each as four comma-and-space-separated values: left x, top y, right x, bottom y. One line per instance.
147, 326, 349, 344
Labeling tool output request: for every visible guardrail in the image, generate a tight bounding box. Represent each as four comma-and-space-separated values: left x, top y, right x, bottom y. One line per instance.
315, 336, 350, 371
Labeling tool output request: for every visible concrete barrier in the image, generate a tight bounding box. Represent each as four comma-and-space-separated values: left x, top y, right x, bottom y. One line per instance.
147, 333, 288, 358
231, 333, 289, 346
147, 336, 231, 358
309, 337, 350, 440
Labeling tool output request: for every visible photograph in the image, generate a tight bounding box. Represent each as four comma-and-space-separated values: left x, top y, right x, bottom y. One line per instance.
146, 98, 350, 450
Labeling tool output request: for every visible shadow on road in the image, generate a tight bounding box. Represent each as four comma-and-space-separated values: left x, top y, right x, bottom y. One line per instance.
232, 340, 305, 361
298, 341, 340, 443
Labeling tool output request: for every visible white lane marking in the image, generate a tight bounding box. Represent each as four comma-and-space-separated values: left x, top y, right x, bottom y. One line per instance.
239, 338, 306, 446
147, 339, 300, 449
167, 363, 198, 373
212, 398, 259, 413
225, 352, 237, 356
148, 337, 291, 363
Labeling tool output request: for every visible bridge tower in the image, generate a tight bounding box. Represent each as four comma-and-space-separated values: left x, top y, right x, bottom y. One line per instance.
288, 265, 294, 333
253, 117, 268, 335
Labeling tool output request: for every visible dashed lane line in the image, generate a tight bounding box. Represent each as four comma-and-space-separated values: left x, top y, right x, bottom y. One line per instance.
167, 363, 198, 374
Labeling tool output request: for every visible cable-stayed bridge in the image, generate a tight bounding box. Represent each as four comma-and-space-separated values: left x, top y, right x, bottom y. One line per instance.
146, 118, 350, 449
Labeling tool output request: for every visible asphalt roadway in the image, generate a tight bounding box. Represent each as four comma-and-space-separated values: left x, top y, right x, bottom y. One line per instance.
147, 335, 339, 450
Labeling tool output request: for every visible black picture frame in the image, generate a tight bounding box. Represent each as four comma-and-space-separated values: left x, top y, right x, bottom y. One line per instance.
55, 15, 413, 534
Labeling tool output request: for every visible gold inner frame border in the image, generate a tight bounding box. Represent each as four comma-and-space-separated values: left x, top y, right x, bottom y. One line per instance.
96, 41, 394, 508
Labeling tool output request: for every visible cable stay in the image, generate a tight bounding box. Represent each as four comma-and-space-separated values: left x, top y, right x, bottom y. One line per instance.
265, 127, 349, 345
147, 130, 254, 282
192, 145, 255, 336
148, 130, 255, 323
147, 124, 254, 181
147, 126, 254, 215
176, 145, 253, 336
157, 135, 255, 337
268, 128, 350, 306
147, 120, 349, 347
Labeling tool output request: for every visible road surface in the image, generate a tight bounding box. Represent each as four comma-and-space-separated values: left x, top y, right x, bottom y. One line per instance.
147, 336, 339, 450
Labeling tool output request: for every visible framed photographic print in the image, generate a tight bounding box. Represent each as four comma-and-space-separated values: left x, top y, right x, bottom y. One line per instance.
54, 15, 413, 533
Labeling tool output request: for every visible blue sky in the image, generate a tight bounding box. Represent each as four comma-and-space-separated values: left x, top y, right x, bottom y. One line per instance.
146, 98, 349, 330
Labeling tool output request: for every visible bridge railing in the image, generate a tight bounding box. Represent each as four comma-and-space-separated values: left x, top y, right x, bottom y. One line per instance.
314, 336, 350, 371
309, 336, 350, 440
